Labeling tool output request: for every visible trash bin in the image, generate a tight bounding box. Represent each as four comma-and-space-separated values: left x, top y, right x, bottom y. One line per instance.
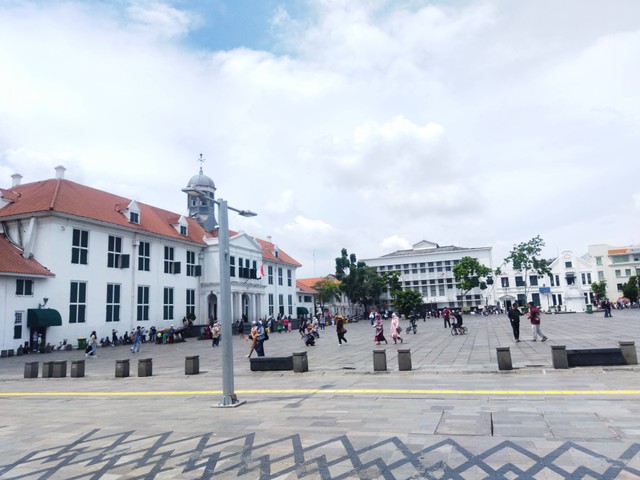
586, 304, 593, 314
78, 338, 87, 350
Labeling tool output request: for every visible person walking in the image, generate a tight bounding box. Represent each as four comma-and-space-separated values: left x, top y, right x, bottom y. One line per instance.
442, 307, 451, 328
254, 320, 266, 357
211, 321, 221, 347
390, 313, 403, 344
373, 314, 388, 345
603, 298, 613, 318
131, 326, 142, 353
87, 331, 98, 358
336, 315, 347, 345
528, 301, 547, 342
246, 321, 258, 358
507, 304, 523, 342
237, 319, 245, 340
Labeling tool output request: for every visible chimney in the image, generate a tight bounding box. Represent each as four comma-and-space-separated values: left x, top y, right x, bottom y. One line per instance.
11, 173, 22, 187
55, 165, 66, 179
267, 236, 272, 243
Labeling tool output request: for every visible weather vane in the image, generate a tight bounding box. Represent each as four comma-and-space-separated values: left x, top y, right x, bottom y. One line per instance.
198, 153, 205, 174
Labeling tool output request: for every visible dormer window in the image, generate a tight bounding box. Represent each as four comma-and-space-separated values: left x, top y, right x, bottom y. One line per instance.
172, 215, 188, 236
121, 200, 141, 225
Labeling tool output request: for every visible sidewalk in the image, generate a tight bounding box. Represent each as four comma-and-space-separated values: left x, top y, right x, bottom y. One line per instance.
1, 309, 639, 478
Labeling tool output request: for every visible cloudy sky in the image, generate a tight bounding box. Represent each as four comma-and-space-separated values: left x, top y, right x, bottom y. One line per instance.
1, 0, 638, 277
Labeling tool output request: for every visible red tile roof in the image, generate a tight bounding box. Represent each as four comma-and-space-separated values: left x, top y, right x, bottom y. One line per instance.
296, 280, 318, 294
0, 236, 54, 277
297, 276, 339, 290
205, 230, 302, 267
0, 179, 207, 245
1, 177, 302, 267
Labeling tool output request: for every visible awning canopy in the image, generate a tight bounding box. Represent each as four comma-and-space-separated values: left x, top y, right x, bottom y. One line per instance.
297, 307, 309, 315
27, 309, 62, 328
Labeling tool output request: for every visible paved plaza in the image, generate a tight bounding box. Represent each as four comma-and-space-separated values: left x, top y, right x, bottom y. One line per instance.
1, 309, 640, 479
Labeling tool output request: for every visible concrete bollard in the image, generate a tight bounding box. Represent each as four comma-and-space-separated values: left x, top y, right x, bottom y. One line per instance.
52, 361, 67, 378
24, 362, 39, 378
0, 350, 6, 358
42, 361, 53, 378
552, 345, 569, 369
292, 351, 309, 373
373, 349, 387, 372
138, 358, 152, 377
496, 347, 513, 371
185, 356, 199, 375
398, 348, 412, 371
116, 359, 130, 378
71, 360, 85, 377
8, 349, 14, 357
619, 341, 637, 365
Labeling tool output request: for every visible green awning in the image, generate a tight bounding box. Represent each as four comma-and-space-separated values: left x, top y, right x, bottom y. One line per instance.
297, 307, 309, 315
27, 309, 62, 327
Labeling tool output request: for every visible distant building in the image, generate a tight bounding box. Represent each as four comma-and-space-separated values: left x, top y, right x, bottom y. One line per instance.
297, 275, 362, 318
494, 251, 595, 312
362, 240, 494, 311
587, 244, 640, 301
0, 165, 301, 351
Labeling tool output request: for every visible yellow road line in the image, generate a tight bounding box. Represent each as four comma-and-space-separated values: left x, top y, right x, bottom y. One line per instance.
0, 389, 639, 397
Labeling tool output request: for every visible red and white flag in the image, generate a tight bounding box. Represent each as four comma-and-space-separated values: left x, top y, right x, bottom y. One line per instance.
258, 263, 265, 278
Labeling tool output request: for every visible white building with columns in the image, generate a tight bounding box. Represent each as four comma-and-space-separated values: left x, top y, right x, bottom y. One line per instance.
0, 165, 301, 351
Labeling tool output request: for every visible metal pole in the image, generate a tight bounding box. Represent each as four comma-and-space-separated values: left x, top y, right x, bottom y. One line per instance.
217, 199, 244, 407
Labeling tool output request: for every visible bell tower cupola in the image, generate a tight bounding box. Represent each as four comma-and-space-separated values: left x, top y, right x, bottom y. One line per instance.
182, 154, 218, 232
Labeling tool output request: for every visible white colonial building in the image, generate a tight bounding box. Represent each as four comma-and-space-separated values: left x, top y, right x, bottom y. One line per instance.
363, 240, 494, 311
494, 250, 595, 312
0, 166, 301, 351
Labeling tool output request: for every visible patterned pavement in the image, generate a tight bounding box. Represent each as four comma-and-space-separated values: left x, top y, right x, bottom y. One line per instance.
1, 308, 639, 479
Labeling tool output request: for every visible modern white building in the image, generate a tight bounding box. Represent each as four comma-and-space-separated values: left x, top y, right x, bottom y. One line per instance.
0, 166, 301, 351
363, 240, 494, 311
494, 250, 595, 312
587, 244, 640, 301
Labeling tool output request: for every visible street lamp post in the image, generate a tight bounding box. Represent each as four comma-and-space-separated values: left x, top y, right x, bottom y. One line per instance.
182, 185, 256, 408
216, 198, 256, 407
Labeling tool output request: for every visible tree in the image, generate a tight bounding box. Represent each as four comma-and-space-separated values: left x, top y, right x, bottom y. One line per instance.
393, 289, 424, 317
312, 278, 341, 315
504, 235, 551, 305
453, 256, 492, 304
591, 279, 607, 302
335, 248, 386, 312
622, 276, 639, 304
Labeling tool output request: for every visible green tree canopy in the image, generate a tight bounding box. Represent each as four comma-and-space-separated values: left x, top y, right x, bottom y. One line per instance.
622, 276, 639, 303
393, 289, 423, 317
504, 235, 551, 304
453, 256, 492, 298
312, 278, 341, 313
591, 279, 607, 302
335, 248, 386, 312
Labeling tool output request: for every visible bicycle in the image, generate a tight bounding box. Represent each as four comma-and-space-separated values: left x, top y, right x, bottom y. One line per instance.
451, 325, 468, 336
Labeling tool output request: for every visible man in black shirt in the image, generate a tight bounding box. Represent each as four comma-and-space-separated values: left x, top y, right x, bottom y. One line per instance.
507, 303, 523, 342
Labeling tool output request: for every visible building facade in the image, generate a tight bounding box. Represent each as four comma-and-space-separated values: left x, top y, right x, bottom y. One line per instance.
494, 251, 595, 312
587, 244, 640, 301
0, 166, 301, 351
362, 240, 494, 311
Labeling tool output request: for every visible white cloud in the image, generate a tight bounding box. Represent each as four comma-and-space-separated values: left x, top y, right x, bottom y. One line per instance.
0, 0, 638, 277
380, 235, 412, 252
